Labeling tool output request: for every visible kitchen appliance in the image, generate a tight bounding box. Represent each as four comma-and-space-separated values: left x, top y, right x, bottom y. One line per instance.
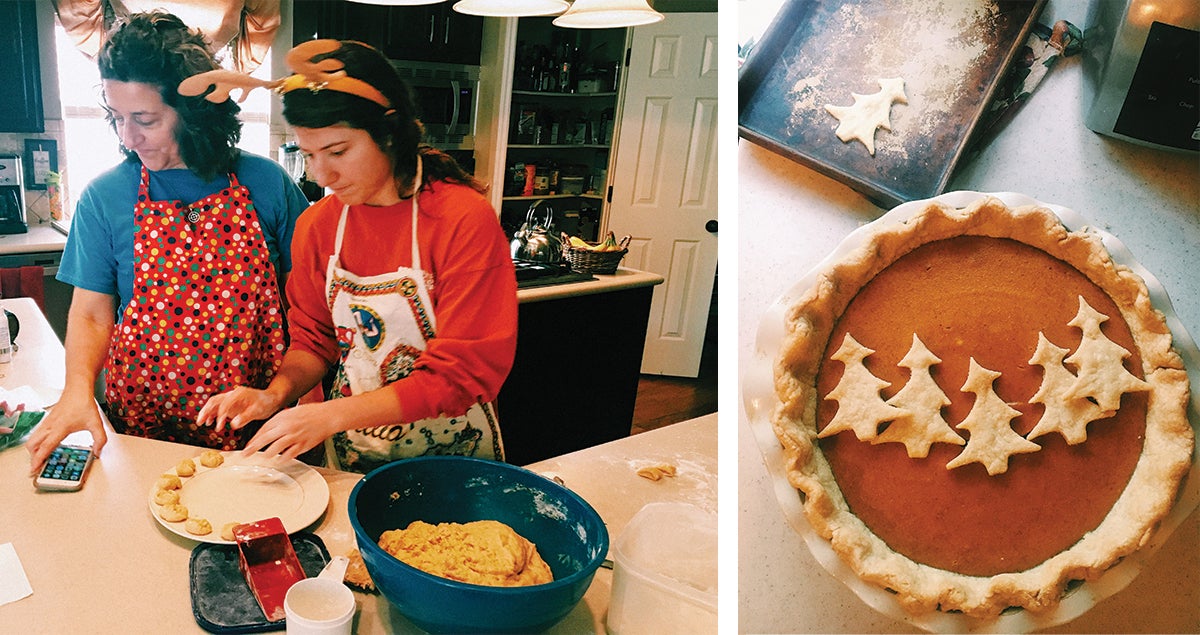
510, 199, 563, 264
0, 156, 28, 234
1082, 0, 1199, 152
392, 60, 479, 150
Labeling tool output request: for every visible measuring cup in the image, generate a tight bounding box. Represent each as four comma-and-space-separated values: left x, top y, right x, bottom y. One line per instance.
284, 556, 355, 635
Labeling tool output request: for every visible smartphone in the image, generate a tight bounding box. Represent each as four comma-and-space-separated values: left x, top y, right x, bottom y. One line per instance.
35, 444, 95, 491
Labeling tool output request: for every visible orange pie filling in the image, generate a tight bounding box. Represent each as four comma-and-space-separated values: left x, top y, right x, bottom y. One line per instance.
816, 236, 1145, 577
772, 198, 1193, 618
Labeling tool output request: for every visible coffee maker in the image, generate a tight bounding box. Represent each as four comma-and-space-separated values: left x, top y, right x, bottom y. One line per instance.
0, 155, 28, 234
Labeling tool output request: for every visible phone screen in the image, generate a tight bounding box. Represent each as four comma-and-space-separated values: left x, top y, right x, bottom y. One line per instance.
37, 445, 93, 489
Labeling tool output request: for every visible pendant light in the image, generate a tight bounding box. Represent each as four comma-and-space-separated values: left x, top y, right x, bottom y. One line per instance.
348, 0, 447, 6
552, 0, 664, 29
452, 0, 569, 17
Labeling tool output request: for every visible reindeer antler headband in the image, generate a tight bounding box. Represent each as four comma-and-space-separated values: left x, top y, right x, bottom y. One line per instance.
178, 40, 394, 113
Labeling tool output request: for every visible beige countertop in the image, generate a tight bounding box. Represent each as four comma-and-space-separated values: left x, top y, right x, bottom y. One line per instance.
0, 223, 67, 256
0, 296, 715, 633
517, 267, 664, 304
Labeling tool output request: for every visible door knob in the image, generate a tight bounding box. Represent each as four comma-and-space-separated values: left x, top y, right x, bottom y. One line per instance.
705, 220, 718, 233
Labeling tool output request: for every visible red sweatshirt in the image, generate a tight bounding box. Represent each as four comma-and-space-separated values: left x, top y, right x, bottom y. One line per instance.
285, 180, 518, 423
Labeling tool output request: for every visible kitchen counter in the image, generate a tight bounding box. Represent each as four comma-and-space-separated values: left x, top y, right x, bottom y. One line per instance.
0, 223, 66, 256
738, 0, 1199, 632
517, 268, 664, 304
0, 296, 716, 633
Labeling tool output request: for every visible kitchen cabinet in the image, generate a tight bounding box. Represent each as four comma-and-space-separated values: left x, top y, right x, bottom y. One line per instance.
292, 0, 483, 65
497, 270, 662, 465
0, 0, 44, 133
498, 18, 627, 242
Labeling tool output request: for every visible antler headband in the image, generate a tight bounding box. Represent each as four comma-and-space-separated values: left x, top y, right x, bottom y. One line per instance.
178, 40, 393, 113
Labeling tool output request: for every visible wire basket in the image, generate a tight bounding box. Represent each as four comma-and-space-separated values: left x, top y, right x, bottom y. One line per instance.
561, 232, 631, 275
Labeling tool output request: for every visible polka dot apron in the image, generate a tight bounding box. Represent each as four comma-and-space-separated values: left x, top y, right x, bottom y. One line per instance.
323, 159, 503, 473
103, 167, 286, 448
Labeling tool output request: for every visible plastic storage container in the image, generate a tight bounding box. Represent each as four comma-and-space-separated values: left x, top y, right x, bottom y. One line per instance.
606, 502, 718, 635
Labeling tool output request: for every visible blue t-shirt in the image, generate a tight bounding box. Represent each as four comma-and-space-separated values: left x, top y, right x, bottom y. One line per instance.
58, 153, 308, 316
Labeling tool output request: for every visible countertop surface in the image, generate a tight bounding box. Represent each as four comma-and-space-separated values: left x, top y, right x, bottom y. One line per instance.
737, 0, 1200, 632
0, 296, 715, 634
517, 267, 664, 304
0, 223, 67, 256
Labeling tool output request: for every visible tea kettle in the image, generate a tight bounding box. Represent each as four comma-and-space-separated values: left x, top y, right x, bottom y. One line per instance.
510, 199, 563, 264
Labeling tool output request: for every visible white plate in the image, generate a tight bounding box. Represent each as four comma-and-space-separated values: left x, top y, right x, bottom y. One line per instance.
147, 452, 330, 544
742, 191, 1200, 633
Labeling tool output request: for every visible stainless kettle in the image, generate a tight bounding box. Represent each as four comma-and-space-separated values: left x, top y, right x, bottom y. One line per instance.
510, 200, 563, 264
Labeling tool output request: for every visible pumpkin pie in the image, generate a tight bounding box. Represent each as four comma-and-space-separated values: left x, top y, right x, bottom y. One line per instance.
772, 196, 1193, 617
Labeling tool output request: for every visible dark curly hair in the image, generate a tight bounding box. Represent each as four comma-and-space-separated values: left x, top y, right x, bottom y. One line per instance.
98, 11, 241, 181
281, 40, 484, 194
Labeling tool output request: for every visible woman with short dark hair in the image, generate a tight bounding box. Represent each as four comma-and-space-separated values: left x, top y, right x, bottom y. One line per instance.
27, 11, 308, 474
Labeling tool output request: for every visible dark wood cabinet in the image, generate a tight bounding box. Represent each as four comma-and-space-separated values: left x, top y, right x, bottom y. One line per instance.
0, 0, 44, 133
293, 1, 483, 65
496, 285, 654, 465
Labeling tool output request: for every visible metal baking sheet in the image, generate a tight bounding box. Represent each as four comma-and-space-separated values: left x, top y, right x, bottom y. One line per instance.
739, 0, 1046, 209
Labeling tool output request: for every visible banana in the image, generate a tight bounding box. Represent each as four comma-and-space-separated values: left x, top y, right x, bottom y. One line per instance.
569, 236, 591, 249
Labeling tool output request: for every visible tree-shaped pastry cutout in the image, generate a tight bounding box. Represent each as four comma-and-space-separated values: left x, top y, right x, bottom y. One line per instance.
820, 333, 905, 442
872, 334, 964, 457
1027, 332, 1109, 444
946, 358, 1041, 476
824, 78, 907, 155
1064, 296, 1149, 412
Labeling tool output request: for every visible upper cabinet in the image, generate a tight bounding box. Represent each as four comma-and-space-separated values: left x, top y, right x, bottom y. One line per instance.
293, 1, 483, 66
0, 0, 43, 133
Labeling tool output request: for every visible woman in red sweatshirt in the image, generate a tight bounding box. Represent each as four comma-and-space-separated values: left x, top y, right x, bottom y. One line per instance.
195, 40, 517, 473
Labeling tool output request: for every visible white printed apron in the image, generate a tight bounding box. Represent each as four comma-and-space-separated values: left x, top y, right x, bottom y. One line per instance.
323, 160, 503, 473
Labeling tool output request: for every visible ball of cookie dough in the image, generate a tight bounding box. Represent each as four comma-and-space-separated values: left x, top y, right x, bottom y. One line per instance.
158, 503, 188, 523
176, 458, 196, 477
156, 474, 182, 490
199, 449, 225, 468
154, 488, 181, 506
220, 522, 241, 542
185, 517, 213, 536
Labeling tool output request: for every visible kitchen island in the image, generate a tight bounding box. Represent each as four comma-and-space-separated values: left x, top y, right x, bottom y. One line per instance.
0, 295, 710, 634
503, 268, 664, 464
737, 0, 1200, 630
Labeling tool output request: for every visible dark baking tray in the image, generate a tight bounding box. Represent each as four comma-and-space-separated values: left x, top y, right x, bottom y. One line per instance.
189, 532, 331, 633
739, 0, 1045, 209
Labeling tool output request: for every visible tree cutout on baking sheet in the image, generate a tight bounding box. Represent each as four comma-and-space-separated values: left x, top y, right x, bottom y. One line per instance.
819, 333, 905, 442
873, 334, 964, 457
946, 358, 1041, 476
1064, 296, 1149, 412
1027, 332, 1109, 444
824, 77, 907, 155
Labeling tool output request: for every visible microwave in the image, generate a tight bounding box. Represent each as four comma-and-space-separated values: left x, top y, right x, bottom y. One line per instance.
392, 60, 479, 150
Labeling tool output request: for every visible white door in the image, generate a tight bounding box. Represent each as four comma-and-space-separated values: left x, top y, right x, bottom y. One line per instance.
606, 13, 719, 378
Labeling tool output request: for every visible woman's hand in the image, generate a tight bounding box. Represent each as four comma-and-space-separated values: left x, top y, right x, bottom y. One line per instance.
240, 402, 339, 462
26, 393, 107, 476
196, 386, 286, 433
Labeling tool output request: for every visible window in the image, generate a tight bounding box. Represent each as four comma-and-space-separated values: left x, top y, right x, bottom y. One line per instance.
53, 22, 273, 221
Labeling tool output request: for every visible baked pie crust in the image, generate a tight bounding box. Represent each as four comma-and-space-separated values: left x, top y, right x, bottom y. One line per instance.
771, 196, 1193, 617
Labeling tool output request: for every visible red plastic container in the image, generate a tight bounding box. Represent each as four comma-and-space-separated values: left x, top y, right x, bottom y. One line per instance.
234, 517, 306, 622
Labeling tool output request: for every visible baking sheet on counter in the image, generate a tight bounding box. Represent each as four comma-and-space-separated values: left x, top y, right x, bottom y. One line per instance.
738, 0, 1046, 208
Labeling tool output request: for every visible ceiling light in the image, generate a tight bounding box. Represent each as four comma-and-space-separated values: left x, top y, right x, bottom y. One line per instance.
452, 0, 569, 16
348, 0, 447, 6
552, 0, 664, 29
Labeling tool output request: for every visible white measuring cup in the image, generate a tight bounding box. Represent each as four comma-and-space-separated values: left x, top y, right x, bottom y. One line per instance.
284, 555, 355, 635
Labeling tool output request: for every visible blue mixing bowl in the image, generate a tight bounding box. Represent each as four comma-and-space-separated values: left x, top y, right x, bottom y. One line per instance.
348, 456, 609, 634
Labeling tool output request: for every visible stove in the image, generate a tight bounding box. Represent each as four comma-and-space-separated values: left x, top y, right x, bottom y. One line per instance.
513, 260, 595, 289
